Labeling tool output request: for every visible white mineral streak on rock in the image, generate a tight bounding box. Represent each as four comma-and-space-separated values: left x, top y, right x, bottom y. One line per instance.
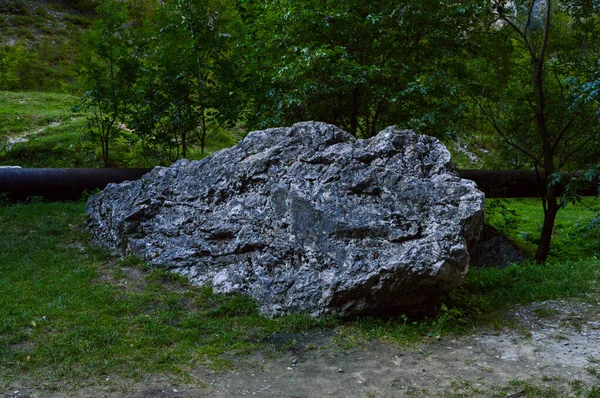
87, 122, 484, 317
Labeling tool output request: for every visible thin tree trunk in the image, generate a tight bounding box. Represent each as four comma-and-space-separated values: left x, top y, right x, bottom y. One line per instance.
535, 186, 559, 262
350, 88, 359, 137
102, 136, 109, 168
200, 107, 207, 155
532, 0, 556, 263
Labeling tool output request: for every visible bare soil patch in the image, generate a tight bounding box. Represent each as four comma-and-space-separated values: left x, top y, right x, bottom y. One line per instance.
3, 295, 599, 398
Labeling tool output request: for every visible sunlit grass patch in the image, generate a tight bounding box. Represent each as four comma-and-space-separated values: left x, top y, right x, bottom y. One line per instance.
486, 197, 600, 261
0, 91, 81, 138
0, 91, 244, 167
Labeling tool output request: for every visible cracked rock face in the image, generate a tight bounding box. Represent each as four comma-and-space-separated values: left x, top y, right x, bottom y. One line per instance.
87, 122, 484, 317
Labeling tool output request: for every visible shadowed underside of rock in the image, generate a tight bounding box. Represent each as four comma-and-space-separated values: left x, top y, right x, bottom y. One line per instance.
86, 122, 484, 317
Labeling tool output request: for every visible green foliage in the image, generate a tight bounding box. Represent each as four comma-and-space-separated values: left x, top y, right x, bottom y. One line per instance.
127, 0, 241, 162
0, 39, 81, 92
79, 0, 140, 167
466, 1, 600, 166
580, 214, 600, 239
462, 0, 600, 261
0, 91, 241, 167
0, 2, 90, 92
485, 198, 519, 234
234, 0, 483, 138
0, 0, 35, 16
575, 197, 600, 253
560, 167, 600, 208
76, 0, 242, 165
0, 43, 44, 91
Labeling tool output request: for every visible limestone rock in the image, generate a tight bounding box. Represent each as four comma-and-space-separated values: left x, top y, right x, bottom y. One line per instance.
86, 121, 484, 317
470, 225, 525, 268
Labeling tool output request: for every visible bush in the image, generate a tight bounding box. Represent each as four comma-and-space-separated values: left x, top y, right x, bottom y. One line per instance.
8, 0, 33, 15
57, 0, 98, 14
484, 198, 518, 234
35, 5, 48, 17
0, 43, 44, 91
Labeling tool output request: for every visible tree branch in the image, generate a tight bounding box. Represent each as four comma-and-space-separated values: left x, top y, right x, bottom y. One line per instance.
538, 0, 552, 62
552, 119, 573, 151
524, 0, 536, 34
499, 14, 536, 59
559, 130, 600, 169
473, 95, 542, 166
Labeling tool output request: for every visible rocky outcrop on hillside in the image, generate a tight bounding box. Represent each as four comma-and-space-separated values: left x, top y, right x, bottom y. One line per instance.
87, 121, 484, 317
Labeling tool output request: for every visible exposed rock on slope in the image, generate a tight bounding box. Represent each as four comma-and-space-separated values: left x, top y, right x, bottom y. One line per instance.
87, 122, 484, 317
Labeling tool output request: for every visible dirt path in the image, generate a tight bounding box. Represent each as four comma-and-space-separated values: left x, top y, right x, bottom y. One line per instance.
4, 296, 599, 398
3, 121, 62, 151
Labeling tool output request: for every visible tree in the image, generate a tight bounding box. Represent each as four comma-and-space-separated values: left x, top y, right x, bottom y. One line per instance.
128, 0, 239, 162
80, 0, 139, 167
0, 43, 47, 91
467, 0, 600, 261
233, 0, 484, 138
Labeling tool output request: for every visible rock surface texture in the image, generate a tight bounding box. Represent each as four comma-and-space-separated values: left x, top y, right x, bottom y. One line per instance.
87, 122, 485, 317
470, 225, 525, 268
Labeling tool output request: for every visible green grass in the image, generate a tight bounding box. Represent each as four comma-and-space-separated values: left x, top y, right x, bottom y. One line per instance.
0, 117, 102, 167
0, 201, 337, 388
0, 91, 82, 138
0, 1, 91, 92
0, 91, 101, 167
488, 197, 600, 260
1, 198, 598, 389
0, 91, 244, 167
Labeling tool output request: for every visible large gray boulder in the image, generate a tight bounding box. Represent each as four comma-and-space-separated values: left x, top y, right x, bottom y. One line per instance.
87, 122, 484, 317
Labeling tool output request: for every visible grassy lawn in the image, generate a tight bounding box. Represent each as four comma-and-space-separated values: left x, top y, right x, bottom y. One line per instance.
0, 91, 82, 139
0, 91, 99, 167
0, 91, 242, 168
488, 197, 600, 258
1, 91, 598, 390
1, 198, 599, 390
0, 201, 340, 388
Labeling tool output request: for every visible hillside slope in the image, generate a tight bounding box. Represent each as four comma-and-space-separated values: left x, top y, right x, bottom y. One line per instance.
0, 0, 94, 91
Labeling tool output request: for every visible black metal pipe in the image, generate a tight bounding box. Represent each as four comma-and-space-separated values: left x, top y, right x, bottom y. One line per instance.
0, 168, 152, 201
0, 168, 596, 201
459, 169, 546, 198
458, 169, 598, 198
